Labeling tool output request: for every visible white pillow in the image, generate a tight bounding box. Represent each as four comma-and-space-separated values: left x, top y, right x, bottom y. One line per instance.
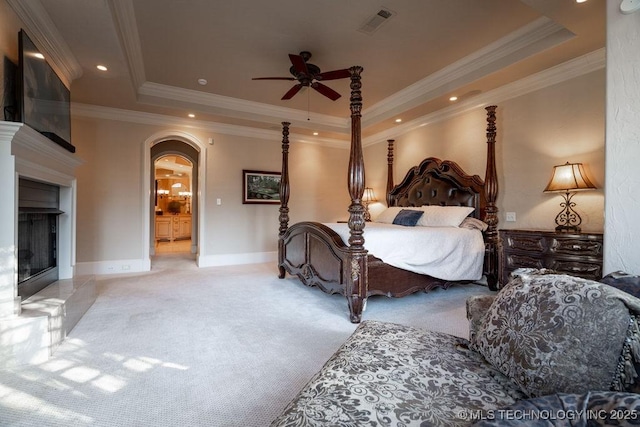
374, 207, 406, 223
417, 205, 474, 227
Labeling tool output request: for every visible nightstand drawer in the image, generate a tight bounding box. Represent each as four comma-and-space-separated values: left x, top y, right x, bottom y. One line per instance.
503, 234, 545, 253
499, 229, 603, 287
503, 253, 545, 270
548, 237, 602, 257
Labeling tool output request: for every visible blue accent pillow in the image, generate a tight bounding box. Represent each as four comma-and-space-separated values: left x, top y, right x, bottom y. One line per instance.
392, 209, 424, 226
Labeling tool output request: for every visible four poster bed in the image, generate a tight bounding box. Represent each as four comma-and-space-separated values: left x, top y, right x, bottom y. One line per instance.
277, 66, 499, 323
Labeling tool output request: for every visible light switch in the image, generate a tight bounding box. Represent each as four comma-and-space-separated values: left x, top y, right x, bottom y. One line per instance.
216, 198, 222, 205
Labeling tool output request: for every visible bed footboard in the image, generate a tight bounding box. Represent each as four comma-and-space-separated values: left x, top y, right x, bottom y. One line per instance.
279, 222, 346, 294
279, 221, 367, 322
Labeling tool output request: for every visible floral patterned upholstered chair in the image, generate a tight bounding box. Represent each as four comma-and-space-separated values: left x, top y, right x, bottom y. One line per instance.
271, 270, 640, 427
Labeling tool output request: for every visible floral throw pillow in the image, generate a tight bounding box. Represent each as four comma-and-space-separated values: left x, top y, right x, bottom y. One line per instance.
471, 274, 633, 398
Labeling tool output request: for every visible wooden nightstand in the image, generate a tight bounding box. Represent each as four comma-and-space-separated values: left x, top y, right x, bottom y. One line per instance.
499, 229, 603, 287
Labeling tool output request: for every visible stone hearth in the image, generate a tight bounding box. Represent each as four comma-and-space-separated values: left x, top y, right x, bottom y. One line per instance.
0, 122, 95, 367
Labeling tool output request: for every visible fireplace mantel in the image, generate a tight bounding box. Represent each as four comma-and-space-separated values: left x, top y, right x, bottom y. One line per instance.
0, 121, 88, 367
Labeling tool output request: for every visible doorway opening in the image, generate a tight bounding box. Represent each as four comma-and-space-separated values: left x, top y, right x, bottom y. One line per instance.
154, 154, 193, 254
149, 137, 201, 266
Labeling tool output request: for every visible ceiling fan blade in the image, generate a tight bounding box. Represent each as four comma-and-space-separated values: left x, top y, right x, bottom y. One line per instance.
252, 77, 296, 81
288, 54, 309, 75
281, 84, 304, 100
311, 82, 341, 101
316, 69, 351, 81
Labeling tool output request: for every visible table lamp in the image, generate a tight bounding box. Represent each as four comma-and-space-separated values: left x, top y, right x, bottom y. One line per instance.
362, 187, 377, 222
543, 162, 596, 233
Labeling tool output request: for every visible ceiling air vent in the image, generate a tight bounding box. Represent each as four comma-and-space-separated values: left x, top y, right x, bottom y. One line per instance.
358, 8, 395, 35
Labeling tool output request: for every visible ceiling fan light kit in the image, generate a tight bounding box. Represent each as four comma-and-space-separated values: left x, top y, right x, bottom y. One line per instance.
252, 51, 350, 101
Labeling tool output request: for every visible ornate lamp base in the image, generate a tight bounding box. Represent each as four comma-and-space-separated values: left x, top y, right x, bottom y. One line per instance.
363, 202, 371, 222
553, 191, 582, 233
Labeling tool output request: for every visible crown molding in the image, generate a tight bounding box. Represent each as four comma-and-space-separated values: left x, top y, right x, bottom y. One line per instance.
6, 0, 83, 86
71, 103, 349, 149
137, 82, 349, 133
107, 0, 146, 89
362, 17, 575, 128
363, 48, 605, 146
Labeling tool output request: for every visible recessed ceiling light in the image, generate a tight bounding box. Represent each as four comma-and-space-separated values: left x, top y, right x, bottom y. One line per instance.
449, 96, 458, 101
96, 65, 108, 71
313, 132, 319, 136
188, 113, 195, 118
198, 78, 208, 85
575, 0, 587, 3
621, 0, 640, 13
395, 118, 402, 123
34, 53, 44, 59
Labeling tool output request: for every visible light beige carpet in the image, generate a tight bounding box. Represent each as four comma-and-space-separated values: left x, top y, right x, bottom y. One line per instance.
0, 254, 494, 427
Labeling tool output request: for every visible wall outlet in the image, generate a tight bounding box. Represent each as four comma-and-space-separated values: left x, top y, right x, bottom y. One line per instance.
506, 212, 516, 222
121, 265, 130, 271
216, 198, 222, 205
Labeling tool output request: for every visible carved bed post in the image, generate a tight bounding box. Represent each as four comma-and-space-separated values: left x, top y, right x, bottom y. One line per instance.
278, 121, 291, 279
386, 139, 395, 207
483, 106, 499, 290
346, 65, 367, 323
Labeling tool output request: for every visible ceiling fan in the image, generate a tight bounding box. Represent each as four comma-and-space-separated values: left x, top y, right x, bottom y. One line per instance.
252, 51, 350, 101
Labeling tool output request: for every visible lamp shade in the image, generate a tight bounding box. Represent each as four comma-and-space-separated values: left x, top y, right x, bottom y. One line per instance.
362, 187, 377, 202
543, 162, 596, 193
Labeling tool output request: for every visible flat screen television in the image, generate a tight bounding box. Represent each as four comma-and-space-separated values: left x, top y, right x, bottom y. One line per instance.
18, 29, 75, 153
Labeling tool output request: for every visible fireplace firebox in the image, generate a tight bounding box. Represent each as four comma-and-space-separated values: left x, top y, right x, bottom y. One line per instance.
17, 178, 63, 300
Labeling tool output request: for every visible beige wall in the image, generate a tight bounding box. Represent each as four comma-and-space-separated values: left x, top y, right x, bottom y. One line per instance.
364, 70, 605, 233
72, 116, 351, 265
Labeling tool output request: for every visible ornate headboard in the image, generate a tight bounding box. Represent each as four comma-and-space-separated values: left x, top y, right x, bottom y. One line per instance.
388, 157, 486, 220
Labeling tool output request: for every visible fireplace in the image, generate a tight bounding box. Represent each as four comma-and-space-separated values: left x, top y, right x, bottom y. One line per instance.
1, 122, 94, 368
18, 178, 63, 300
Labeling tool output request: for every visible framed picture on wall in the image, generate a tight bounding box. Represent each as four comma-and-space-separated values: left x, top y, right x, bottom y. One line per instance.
242, 170, 281, 204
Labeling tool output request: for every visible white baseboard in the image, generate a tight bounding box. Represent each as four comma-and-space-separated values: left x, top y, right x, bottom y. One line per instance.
76, 259, 150, 276
76, 252, 277, 275
197, 251, 277, 268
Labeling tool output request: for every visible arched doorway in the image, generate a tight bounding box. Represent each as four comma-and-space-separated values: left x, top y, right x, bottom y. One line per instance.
154, 154, 193, 254
147, 138, 202, 264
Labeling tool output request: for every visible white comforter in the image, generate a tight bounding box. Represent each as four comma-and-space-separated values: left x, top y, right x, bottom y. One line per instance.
324, 222, 485, 281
